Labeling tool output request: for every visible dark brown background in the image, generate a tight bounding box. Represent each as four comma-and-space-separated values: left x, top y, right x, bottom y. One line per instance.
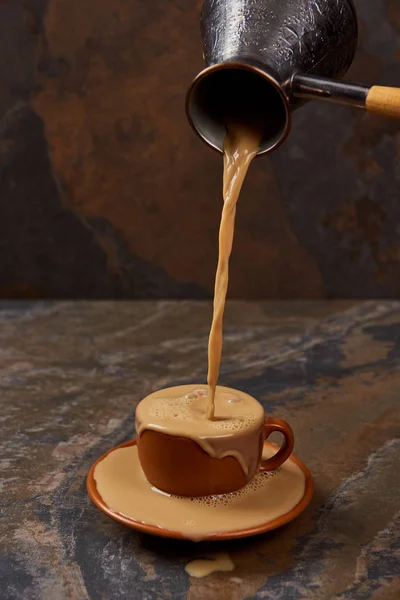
0, 0, 399, 299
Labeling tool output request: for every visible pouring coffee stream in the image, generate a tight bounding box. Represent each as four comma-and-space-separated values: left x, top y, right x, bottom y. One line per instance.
186, 0, 400, 156
207, 125, 261, 419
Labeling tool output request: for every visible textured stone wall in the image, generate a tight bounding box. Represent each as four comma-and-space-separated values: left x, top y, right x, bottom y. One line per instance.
0, 0, 399, 299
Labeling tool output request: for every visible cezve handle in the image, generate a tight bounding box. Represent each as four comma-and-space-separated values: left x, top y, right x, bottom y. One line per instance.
292, 75, 400, 120
366, 86, 400, 119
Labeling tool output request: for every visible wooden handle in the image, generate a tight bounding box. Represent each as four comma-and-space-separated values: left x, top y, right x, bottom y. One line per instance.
366, 86, 400, 119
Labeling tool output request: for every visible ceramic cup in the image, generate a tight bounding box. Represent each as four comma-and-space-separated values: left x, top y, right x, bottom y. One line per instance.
135, 386, 294, 497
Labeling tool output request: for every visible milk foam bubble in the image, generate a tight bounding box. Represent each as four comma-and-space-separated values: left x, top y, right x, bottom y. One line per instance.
181, 469, 279, 509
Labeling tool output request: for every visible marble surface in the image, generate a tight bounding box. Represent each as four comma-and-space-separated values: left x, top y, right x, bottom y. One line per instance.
1, 300, 399, 599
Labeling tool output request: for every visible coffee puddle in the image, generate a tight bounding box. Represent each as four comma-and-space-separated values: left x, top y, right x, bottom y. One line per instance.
185, 553, 234, 578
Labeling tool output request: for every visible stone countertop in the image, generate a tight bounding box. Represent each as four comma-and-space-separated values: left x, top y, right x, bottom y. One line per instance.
1, 300, 399, 599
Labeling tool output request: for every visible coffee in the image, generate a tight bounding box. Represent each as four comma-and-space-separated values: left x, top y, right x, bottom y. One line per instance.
207, 125, 261, 419
91, 127, 301, 535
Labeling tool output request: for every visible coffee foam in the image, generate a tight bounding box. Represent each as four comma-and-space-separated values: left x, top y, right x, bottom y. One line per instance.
147, 390, 259, 434
185, 388, 208, 400
178, 469, 279, 509
211, 415, 259, 433
149, 395, 193, 422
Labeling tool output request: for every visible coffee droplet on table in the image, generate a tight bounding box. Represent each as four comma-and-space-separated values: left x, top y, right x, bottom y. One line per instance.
185, 553, 234, 578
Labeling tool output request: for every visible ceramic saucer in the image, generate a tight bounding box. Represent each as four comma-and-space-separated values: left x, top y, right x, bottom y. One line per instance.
87, 440, 313, 541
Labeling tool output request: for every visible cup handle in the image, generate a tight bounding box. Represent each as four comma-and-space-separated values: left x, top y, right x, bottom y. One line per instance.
260, 417, 294, 472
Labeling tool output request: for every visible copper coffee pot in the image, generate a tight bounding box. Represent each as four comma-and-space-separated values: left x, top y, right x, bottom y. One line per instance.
186, 0, 400, 156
